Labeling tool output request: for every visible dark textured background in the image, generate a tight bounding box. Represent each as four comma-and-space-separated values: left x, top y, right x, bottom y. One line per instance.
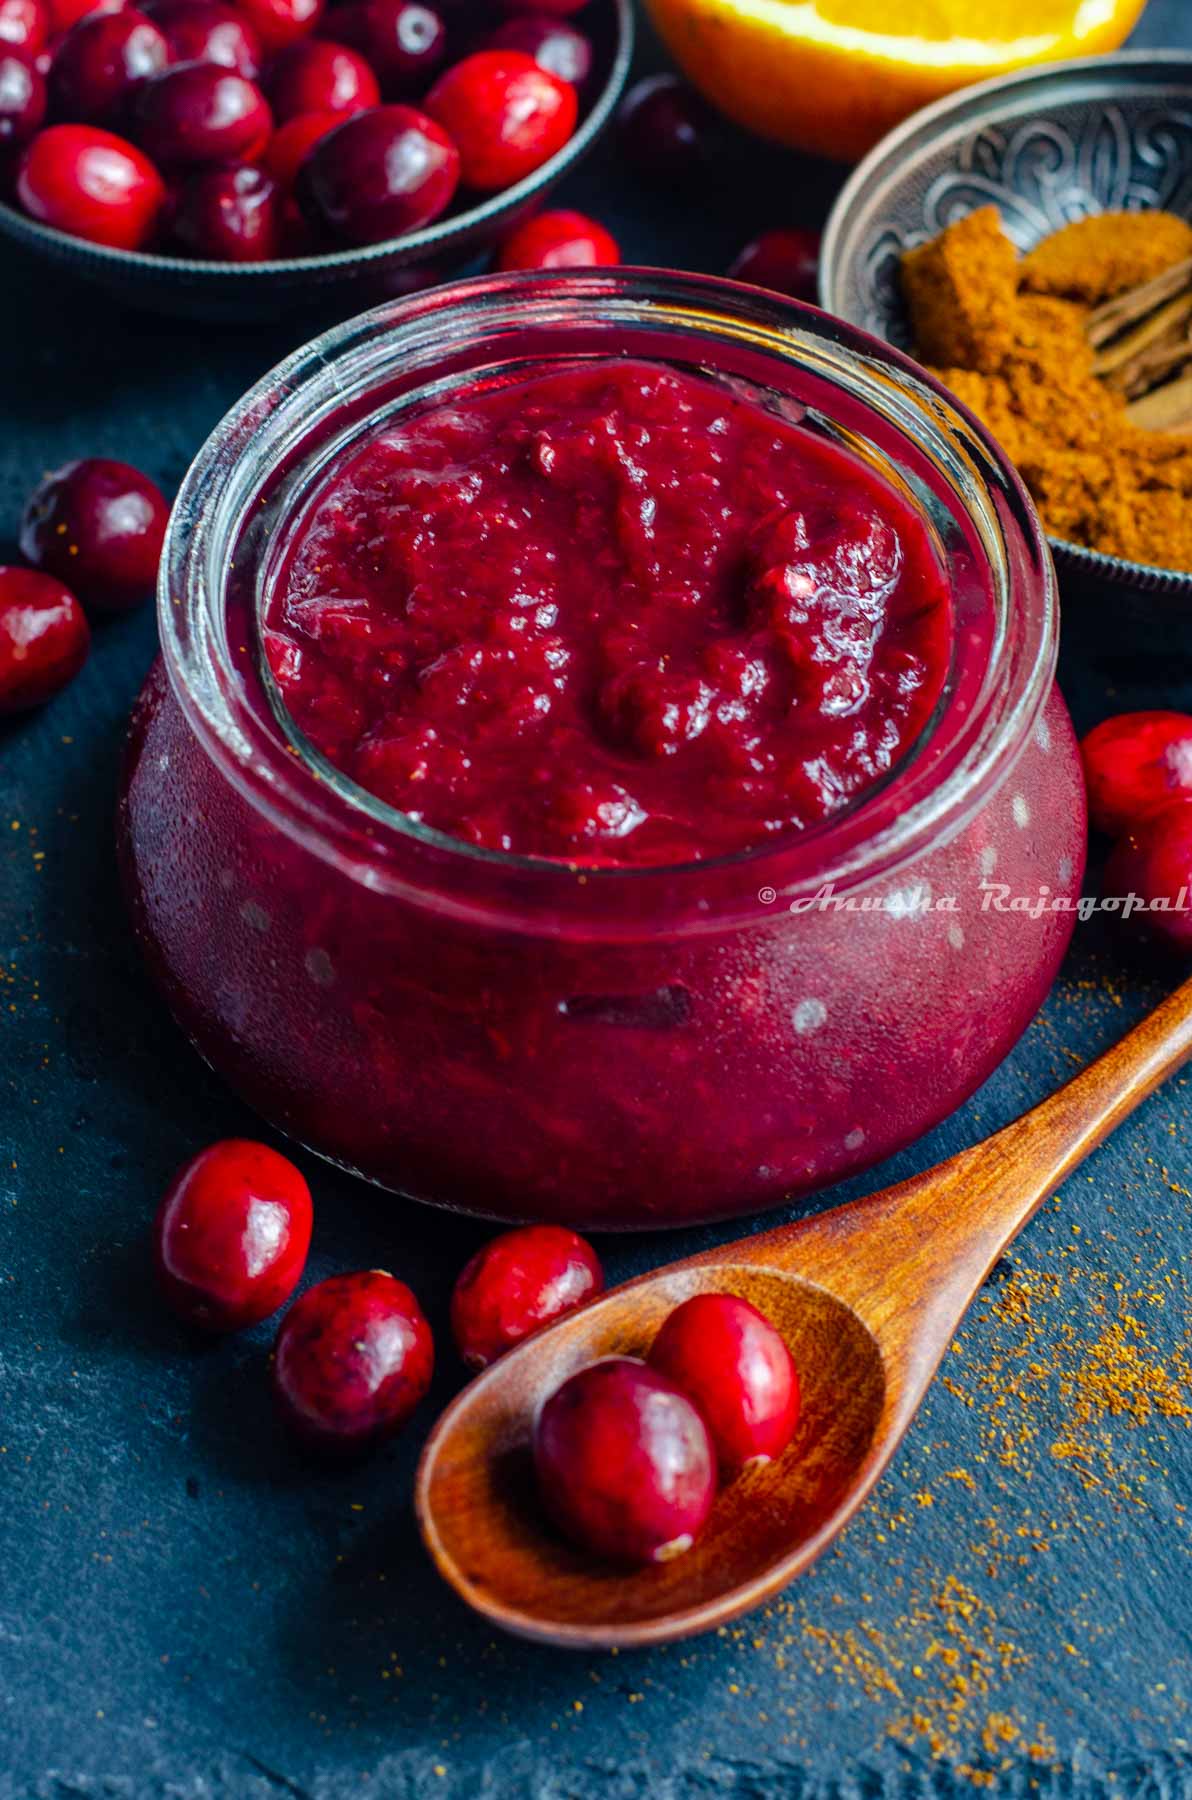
3, 4, 1192, 1794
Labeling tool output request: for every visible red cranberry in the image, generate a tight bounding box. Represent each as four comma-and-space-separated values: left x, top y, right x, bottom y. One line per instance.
153, 1138, 312, 1333
486, 14, 590, 87
0, 45, 44, 143
0, 566, 89, 714
618, 73, 712, 180
648, 1293, 800, 1471
261, 103, 337, 188
1105, 800, 1192, 952
48, 0, 125, 34
20, 457, 168, 611
234, 0, 321, 55
146, 0, 261, 78
450, 1224, 603, 1369
496, 206, 617, 270
50, 8, 170, 127
0, 0, 49, 55
130, 61, 271, 165
296, 103, 457, 243
272, 1270, 434, 1456
496, 0, 584, 17
324, 0, 444, 99
266, 36, 377, 122
533, 1358, 715, 1564
424, 50, 575, 191
728, 227, 821, 305
16, 122, 165, 246
1080, 710, 1192, 837
171, 159, 280, 258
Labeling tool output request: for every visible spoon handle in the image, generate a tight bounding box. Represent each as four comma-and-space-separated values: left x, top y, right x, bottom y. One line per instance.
741, 975, 1192, 1337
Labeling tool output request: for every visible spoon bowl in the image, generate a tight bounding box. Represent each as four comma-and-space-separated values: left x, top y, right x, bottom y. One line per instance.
419, 1265, 885, 1645
418, 976, 1192, 1649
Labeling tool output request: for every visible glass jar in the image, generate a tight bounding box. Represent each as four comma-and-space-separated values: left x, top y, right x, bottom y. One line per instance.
118, 270, 1085, 1230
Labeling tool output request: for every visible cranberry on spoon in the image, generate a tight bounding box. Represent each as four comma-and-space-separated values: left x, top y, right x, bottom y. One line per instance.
17, 122, 165, 247
296, 102, 458, 243
272, 1269, 434, 1456
451, 1224, 603, 1369
424, 50, 575, 191
0, 566, 89, 714
153, 1138, 313, 1332
648, 1292, 800, 1470
533, 1358, 716, 1564
21, 457, 168, 611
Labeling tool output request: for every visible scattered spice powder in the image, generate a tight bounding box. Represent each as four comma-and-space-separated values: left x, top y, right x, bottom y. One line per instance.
901, 206, 1192, 570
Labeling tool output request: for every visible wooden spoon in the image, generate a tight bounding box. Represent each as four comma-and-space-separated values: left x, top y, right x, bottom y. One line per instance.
416, 978, 1192, 1650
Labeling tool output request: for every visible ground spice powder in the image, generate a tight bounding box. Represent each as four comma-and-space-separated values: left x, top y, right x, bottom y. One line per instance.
901, 206, 1192, 571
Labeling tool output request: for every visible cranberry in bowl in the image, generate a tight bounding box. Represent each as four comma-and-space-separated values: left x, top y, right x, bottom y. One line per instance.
118, 270, 1084, 1229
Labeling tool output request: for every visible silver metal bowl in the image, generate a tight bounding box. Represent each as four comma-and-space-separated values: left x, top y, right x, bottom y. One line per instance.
0, 0, 633, 325
820, 50, 1192, 602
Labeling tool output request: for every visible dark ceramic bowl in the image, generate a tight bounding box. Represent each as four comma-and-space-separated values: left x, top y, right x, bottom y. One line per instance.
820, 50, 1192, 603
0, 0, 633, 324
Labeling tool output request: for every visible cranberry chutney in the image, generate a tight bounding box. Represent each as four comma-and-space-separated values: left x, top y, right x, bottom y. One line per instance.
120, 274, 1085, 1229
264, 360, 951, 866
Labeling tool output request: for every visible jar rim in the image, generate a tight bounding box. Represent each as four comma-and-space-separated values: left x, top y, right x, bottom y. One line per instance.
160, 268, 1057, 935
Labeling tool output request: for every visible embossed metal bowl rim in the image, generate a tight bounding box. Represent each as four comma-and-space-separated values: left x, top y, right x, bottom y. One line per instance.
0, 0, 632, 291
820, 49, 1192, 602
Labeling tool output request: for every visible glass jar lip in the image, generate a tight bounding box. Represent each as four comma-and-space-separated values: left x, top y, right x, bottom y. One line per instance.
160, 268, 1057, 932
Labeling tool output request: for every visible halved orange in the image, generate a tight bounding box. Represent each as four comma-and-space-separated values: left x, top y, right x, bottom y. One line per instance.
644, 0, 1148, 163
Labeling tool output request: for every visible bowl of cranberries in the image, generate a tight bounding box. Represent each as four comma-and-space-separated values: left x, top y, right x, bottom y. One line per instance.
0, 0, 632, 318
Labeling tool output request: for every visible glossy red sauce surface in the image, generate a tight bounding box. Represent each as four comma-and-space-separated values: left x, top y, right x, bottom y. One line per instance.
264, 359, 952, 866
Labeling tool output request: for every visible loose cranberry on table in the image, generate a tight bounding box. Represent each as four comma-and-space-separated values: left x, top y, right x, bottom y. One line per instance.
295, 102, 457, 243
1080, 711, 1192, 837
424, 50, 575, 191
171, 160, 280, 258
325, 0, 445, 99
648, 1292, 800, 1471
261, 103, 337, 189
272, 1269, 434, 1456
233, 0, 321, 56
496, 206, 617, 270
486, 14, 590, 87
16, 123, 165, 247
153, 1138, 313, 1332
130, 61, 271, 166
0, 566, 89, 714
49, 9, 171, 128
451, 1224, 603, 1369
266, 37, 377, 122
0, 45, 44, 145
20, 457, 168, 611
617, 73, 712, 181
728, 227, 821, 305
533, 1358, 716, 1564
0, 0, 48, 55
1106, 799, 1192, 953
146, 0, 261, 78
